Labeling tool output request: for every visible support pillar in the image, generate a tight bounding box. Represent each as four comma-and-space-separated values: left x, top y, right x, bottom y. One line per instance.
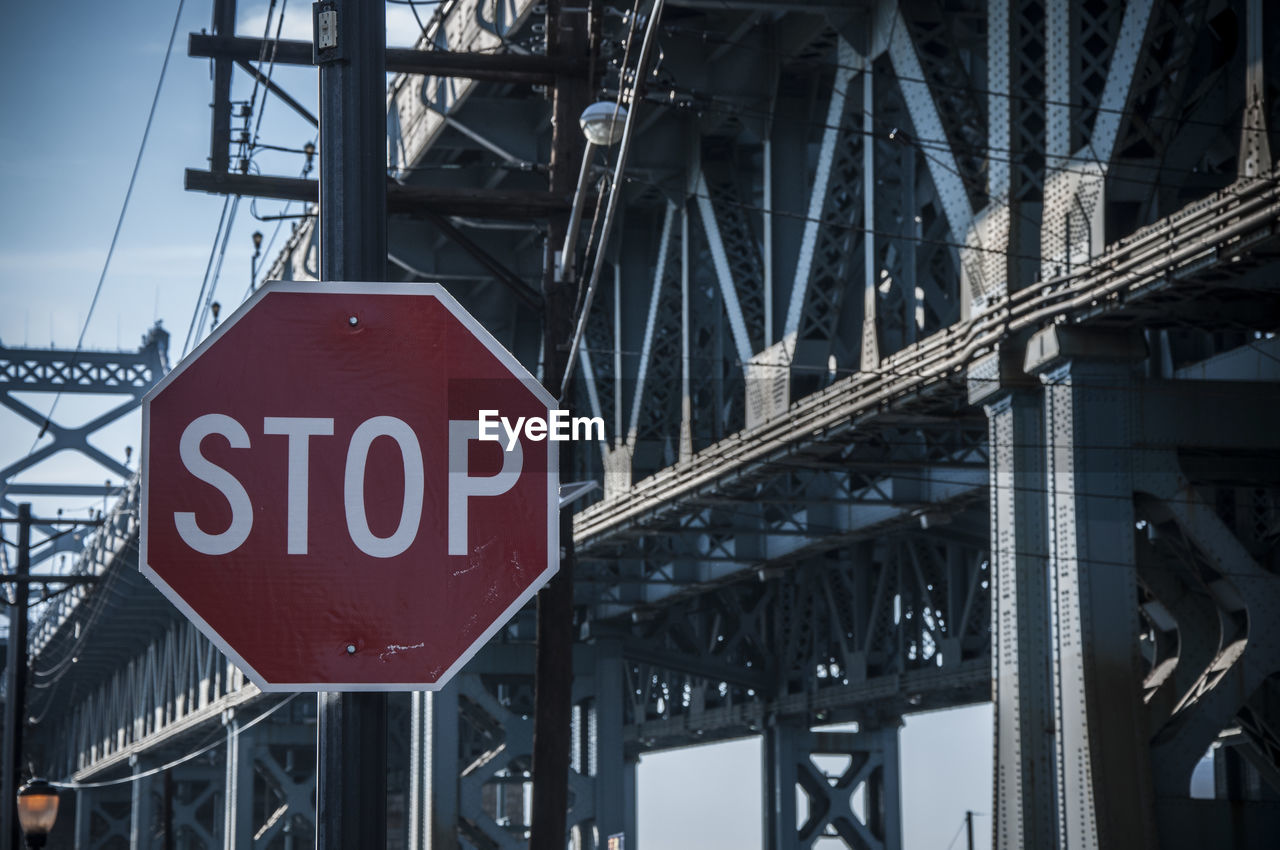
130, 755, 156, 850
968, 345, 1056, 850
410, 683, 460, 850
75, 786, 93, 849
764, 721, 803, 850
77, 785, 133, 850
860, 62, 879, 372
408, 643, 629, 850
1239, 0, 1271, 178
167, 762, 221, 848
313, 0, 389, 844
592, 639, 635, 843
763, 719, 902, 850
1025, 326, 1156, 850
223, 715, 256, 849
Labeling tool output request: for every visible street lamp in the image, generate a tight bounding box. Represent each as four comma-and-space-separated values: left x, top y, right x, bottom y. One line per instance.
578, 101, 628, 146
558, 102, 628, 283
16, 779, 59, 848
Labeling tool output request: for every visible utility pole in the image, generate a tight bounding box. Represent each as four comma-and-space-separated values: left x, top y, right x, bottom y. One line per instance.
528, 1, 588, 848
0, 507, 99, 849
312, 1, 388, 848
966, 809, 975, 850
1, 503, 31, 850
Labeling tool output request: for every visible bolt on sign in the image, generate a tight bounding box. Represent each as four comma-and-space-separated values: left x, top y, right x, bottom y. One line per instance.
141, 281, 558, 690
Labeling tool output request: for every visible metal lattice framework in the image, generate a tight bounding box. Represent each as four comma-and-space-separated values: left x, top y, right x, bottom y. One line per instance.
0, 328, 167, 566
22, 0, 1280, 848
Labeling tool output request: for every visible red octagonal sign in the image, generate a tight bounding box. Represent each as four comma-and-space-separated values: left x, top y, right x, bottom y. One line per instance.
141, 281, 557, 690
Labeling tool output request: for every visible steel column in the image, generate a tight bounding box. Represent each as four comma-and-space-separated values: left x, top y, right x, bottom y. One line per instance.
130, 755, 156, 849
591, 640, 633, 841
764, 721, 803, 850
860, 62, 879, 372
410, 684, 461, 850
764, 721, 902, 850
1026, 327, 1157, 850
1, 503, 30, 850
970, 348, 1057, 850
75, 786, 93, 848
1240, 0, 1272, 177
314, 0, 388, 846
223, 717, 255, 849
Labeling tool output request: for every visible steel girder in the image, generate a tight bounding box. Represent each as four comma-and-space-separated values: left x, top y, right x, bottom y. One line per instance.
0, 329, 167, 563
609, 530, 990, 755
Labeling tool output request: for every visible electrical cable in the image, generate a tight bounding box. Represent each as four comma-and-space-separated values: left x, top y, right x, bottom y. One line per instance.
245, 143, 319, 297
247, 0, 289, 161
235, 0, 281, 168
571, 352, 1280, 420
25, 4, 1278, 749
942, 815, 967, 850
599, 12, 1273, 200
571, 443, 1280, 521
19, 0, 187, 461
180, 195, 235, 358
30, 535, 140, 683
51, 694, 299, 789
574, 26, 1280, 297
655, 19, 1273, 137
189, 194, 242, 353
563, 0, 662, 400
617, 169, 1278, 270
588, 533, 1280, 594
576, 0, 645, 322
679, 89, 1263, 198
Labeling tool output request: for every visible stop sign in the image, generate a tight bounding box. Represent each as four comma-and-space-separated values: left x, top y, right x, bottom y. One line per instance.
141, 281, 558, 690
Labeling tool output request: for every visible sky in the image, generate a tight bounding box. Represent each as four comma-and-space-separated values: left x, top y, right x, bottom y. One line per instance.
0, 2, 994, 847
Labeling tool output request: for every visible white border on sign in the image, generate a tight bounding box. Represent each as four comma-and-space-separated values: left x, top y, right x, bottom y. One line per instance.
140, 280, 559, 692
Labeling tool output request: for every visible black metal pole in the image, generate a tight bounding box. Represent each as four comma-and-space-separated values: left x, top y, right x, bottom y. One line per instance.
528, 2, 588, 847
966, 809, 975, 850
1, 504, 31, 850
313, 1, 387, 848
162, 769, 175, 850
210, 0, 237, 173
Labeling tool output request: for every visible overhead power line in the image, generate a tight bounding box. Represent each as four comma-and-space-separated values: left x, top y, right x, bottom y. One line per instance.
20, 0, 187, 459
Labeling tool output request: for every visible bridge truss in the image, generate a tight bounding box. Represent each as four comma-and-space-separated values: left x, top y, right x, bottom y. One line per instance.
20, 0, 1280, 848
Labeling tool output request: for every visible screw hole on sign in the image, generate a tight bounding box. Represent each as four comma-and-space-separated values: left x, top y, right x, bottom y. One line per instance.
346, 644, 357, 655
348, 316, 359, 327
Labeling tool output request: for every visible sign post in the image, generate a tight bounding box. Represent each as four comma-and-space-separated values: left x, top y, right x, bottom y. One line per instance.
313, 1, 389, 844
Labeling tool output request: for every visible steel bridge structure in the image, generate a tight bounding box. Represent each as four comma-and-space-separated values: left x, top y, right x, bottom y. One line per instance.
12, 0, 1280, 847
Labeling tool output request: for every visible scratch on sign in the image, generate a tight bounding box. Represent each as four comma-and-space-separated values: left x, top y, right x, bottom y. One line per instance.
379, 642, 426, 662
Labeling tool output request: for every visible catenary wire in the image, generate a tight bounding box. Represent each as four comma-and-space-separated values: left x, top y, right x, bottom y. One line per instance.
51, 694, 299, 789
19, 0, 187, 461
655, 19, 1273, 136
180, 195, 238, 358
626, 88, 1273, 204
617, 168, 1275, 270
